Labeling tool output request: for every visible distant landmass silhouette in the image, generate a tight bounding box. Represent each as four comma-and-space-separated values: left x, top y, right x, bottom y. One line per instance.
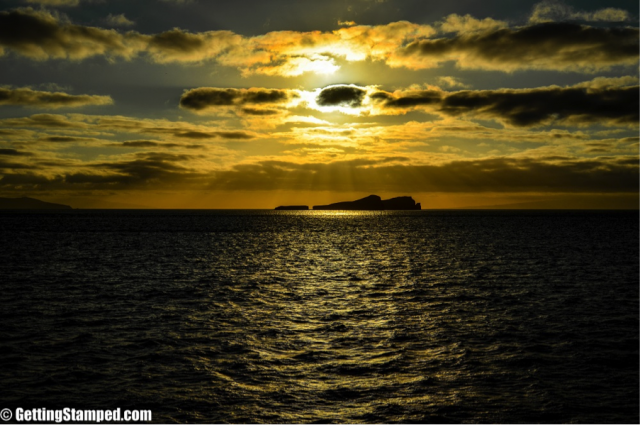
276, 195, 421, 210
0, 197, 72, 209
274, 205, 309, 210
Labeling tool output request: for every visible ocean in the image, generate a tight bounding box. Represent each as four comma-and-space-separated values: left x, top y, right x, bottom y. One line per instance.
0, 210, 638, 423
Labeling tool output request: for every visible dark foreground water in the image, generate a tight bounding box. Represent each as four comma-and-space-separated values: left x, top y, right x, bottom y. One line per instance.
0, 210, 638, 423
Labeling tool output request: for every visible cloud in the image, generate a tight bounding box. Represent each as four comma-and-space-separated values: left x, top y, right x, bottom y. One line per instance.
240, 108, 281, 116
55, 113, 255, 139
123, 124, 255, 140
172, 130, 254, 140
178, 79, 637, 128
316, 85, 367, 107
37, 136, 98, 142
215, 21, 436, 76
0, 8, 635, 75
205, 157, 639, 193
372, 89, 442, 108
439, 14, 507, 33
120, 140, 172, 147
2, 155, 636, 193
114, 140, 203, 149
394, 22, 638, 72
0, 173, 54, 185
1, 152, 207, 189
0, 107, 636, 194
0, 87, 113, 108
0, 113, 86, 128
105, 14, 134, 27
436, 76, 469, 89
90, 152, 200, 186
529, 1, 631, 23
0, 8, 144, 60
372, 79, 639, 127
179, 87, 295, 113
0, 113, 258, 152
146, 28, 241, 63
0, 9, 435, 75
0, 149, 34, 156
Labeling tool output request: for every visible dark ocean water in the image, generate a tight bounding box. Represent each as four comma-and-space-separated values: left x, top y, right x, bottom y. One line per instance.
0, 210, 638, 423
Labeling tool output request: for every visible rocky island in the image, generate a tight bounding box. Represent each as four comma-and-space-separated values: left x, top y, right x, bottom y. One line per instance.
0, 197, 72, 209
275, 195, 421, 210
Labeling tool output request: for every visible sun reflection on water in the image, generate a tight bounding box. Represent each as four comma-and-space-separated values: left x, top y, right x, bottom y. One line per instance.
7, 211, 634, 423
176, 216, 470, 422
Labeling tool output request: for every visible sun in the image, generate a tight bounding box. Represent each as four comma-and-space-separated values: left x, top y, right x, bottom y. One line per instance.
281, 55, 340, 76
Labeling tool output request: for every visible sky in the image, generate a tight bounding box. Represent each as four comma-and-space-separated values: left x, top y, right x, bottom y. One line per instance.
0, 0, 638, 209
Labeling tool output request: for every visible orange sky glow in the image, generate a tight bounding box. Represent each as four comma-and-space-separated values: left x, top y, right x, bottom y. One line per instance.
0, 0, 637, 208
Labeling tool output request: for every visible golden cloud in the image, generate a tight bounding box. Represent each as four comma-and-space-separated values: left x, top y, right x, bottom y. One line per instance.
0, 87, 113, 108
2, 155, 637, 193
2, 8, 634, 75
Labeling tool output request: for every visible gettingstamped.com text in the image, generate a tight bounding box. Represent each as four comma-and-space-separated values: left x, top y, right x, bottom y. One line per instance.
1, 407, 151, 423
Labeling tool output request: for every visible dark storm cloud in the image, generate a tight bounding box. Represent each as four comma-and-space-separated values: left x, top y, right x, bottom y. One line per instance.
316, 85, 367, 107
0, 149, 33, 156
179, 88, 293, 112
240, 108, 280, 116
180, 89, 233, 108
211, 131, 254, 140
145, 28, 239, 63
398, 22, 639, 72
0, 87, 113, 108
0, 8, 142, 60
206, 157, 639, 193
439, 85, 639, 127
147, 29, 206, 55
372, 90, 442, 107
375, 83, 639, 127
172, 131, 218, 139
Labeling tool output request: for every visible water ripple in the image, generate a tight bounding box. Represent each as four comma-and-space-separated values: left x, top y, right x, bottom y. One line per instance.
0, 210, 637, 423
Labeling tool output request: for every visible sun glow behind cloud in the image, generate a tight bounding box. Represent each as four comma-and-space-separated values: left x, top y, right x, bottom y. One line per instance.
0, 1, 637, 208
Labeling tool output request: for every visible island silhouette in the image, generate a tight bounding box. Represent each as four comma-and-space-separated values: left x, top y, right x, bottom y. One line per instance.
276, 195, 421, 210
0, 197, 72, 209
